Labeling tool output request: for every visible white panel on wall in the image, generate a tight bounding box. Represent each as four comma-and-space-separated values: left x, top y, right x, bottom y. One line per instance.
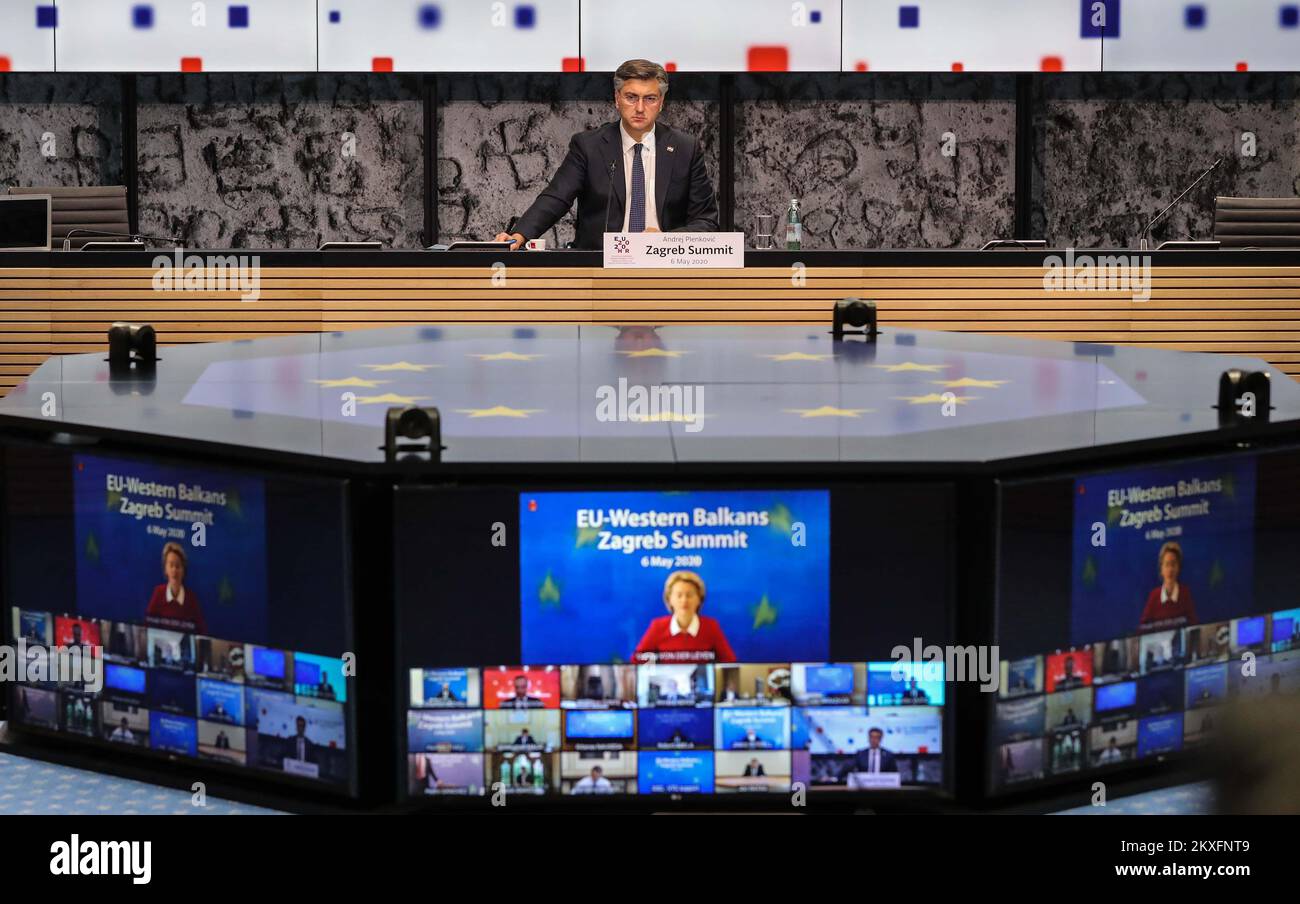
0, 1, 57, 71
842, 0, 1102, 72
581, 0, 841, 72
1102, 0, 1300, 72
318, 0, 579, 72
54, 0, 317, 72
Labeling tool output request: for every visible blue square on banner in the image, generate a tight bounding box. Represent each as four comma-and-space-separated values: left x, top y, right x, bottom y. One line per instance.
419, 4, 441, 29
132, 4, 154, 28
810, 9, 822, 23
36, 5, 57, 28
1283, 5, 1299, 27
515, 5, 536, 28
1080, 0, 1120, 38
228, 5, 249, 27
899, 5, 919, 28
1184, 4, 1205, 27
329, 10, 341, 23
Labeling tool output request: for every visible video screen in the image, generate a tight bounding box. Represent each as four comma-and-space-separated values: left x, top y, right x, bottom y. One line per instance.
993, 446, 1300, 794
395, 483, 955, 800
520, 490, 831, 665
1, 444, 356, 793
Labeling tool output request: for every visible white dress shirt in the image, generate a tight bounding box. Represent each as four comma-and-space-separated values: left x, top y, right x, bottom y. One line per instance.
620, 122, 660, 233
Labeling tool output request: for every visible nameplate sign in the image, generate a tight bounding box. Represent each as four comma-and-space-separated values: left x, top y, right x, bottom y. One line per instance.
603, 232, 744, 268
846, 771, 903, 790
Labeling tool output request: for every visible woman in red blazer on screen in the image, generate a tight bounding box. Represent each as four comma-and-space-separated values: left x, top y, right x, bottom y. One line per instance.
1138, 541, 1198, 632
633, 570, 737, 663
145, 541, 208, 635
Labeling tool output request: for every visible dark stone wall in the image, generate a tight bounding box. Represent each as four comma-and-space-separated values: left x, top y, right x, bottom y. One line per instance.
735, 74, 1017, 248
4, 72, 1297, 250
1032, 75, 1300, 247
0, 75, 123, 188
136, 74, 423, 248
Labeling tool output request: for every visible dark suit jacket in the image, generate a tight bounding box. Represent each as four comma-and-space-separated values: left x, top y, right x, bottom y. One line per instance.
515, 120, 719, 250
853, 747, 898, 774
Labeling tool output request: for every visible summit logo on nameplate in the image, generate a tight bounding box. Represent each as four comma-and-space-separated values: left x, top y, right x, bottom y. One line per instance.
603, 232, 744, 269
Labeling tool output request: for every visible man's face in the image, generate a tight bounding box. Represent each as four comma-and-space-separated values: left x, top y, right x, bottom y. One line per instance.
514, 676, 529, 696
296, 716, 307, 736
615, 77, 663, 135
868, 730, 883, 749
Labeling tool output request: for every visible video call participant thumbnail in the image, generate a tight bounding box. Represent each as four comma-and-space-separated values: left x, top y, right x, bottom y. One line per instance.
633, 570, 737, 664
561, 665, 637, 709
411, 753, 485, 797
102, 702, 149, 746
1045, 650, 1092, 692
145, 542, 208, 635
485, 668, 561, 710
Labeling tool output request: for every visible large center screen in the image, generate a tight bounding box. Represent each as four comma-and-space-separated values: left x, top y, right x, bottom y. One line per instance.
396, 483, 955, 802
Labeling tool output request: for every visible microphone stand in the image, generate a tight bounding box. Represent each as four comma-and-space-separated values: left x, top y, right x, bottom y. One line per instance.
1138, 157, 1223, 251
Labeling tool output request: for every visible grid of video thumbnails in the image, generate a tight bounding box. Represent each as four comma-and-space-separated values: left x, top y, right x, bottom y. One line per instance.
406, 662, 944, 797
991, 610, 1300, 791
9, 607, 350, 786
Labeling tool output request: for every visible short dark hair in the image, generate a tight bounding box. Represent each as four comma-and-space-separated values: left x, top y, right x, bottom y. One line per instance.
614, 59, 669, 95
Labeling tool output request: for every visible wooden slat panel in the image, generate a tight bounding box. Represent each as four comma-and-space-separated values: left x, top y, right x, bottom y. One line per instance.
3, 263, 1299, 394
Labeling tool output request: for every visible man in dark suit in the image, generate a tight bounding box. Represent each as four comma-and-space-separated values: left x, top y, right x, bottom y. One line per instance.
495, 59, 719, 250
285, 715, 318, 765
853, 728, 898, 774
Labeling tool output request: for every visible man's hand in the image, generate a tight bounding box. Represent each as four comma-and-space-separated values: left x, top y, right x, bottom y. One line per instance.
494, 232, 526, 250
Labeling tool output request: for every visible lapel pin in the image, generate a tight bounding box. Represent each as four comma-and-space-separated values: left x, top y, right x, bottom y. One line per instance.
666, 145, 674, 152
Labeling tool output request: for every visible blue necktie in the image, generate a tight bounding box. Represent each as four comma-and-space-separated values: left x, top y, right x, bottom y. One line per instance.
629, 143, 646, 232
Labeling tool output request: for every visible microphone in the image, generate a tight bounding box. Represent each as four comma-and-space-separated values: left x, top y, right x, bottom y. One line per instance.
603, 159, 620, 235
1138, 157, 1223, 250
62, 228, 182, 251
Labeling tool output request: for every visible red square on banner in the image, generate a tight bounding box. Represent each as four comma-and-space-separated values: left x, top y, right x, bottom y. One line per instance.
854, 60, 869, 72
1040, 55, 1064, 72
372, 57, 394, 72
1236, 61, 1248, 71
951, 62, 964, 72
562, 56, 585, 72
0, 56, 10, 72
180, 56, 203, 72
747, 46, 789, 71
665, 61, 677, 72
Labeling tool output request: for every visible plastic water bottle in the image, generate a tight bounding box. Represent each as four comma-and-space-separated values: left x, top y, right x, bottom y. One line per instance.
785, 198, 802, 251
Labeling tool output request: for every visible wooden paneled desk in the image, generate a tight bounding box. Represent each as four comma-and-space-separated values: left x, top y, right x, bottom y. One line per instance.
3, 248, 1298, 395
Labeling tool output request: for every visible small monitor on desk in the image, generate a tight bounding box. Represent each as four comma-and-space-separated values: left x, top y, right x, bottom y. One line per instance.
0, 195, 52, 251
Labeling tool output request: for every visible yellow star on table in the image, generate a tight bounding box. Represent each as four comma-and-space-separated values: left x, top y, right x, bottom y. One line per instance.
362, 361, 440, 372
310, 376, 390, 388
932, 377, 1009, 388
454, 405, 542, 418
355, 392, 431, 405
470, 352, 544, 362
894, 393, 976, 405
872, 362, 951, 373
762, 352, 835, 362
783, 406, 871, 418
619, 348, 687, 358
